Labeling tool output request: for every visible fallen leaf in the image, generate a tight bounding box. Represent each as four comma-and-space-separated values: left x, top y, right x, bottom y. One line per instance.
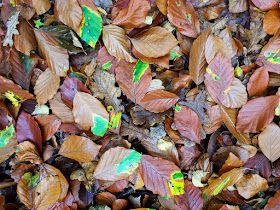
112, 199, 128, 210
34, 68, 60, 105
139, 90, 179, 113
49, 93, 75, 123
218, 152, 243, 175
34, 115, 61, 141
55, 0, 82, 32
174, 105, 201, 144
2, 11, 19, 47
139, 155, 184, 197
247, 67, 269, 97
221, 106, 251, 144
167, 0, 200, 38
131, 27, 178, 58
58, 135, 101, 162
0, 125, 17, 163
258, 123, 280, 162
188, 153, 212, 183
32, 0, 51, 15
263, 9, 280, 35
218, 27, 239, 58
204, 53, 234, 104
251, 0, 278, 11
203, 105, 223, 134
205, 34, 231, 63
174, 179, 203, 210
265, 189, 280, 209
107, 179, 129, 193
33, 176, 61, 210
95, 192, 117, 205
235, 174, 268, 199
93, 147, 142, 181
60, 76, 91, 109
177, 144, 201, 170
97, 46, 120, 73
236, 96, 280, 133
73, 92, 109, 135
222, 77, 248, 108
156, 0, 167, 15
102, 25, 137, 63
199, 0, 226, 21
115, 60, 152, 104
34, 29, 69, 77
229, 0, 248, 13
113, 0, 151, 28
74, 2, 100, 45
189, 29, 211, 85
16, 111, 42, 152
16, 141, 43, 164
170, 75, 192, 94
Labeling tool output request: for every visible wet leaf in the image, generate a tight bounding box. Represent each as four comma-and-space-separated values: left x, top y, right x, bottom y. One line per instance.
131, 27, 178, 58
167, 0, 200, 38
93, 147, 142, 181
58, 135, 101, 162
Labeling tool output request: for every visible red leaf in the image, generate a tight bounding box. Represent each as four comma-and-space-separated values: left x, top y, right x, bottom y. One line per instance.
139, 90, 179, 113
16, 111, 42, 152
174, 105, 201, 144
174, 180, 203, 210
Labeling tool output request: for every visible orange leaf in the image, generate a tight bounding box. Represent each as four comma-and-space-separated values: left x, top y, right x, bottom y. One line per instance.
247, 67, 269, 97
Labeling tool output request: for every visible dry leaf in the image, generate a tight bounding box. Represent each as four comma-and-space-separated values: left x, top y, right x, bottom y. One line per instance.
229, 0, 248, 13
58, 135, 101, 162
247, 67, 269, 97
32, 0, 51, 15
16, 141, 43, 164
34, 68, 60, 105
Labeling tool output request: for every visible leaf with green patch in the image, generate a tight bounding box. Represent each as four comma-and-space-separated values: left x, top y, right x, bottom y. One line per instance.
115, 150, 142, 174
0, 125, 15, 147
78, 2, 102, 48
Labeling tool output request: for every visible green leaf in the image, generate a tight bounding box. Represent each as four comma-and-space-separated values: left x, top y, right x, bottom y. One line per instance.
0, 125, 15, 147
91, 114, 108, 136
34, 19, 44, 29
78, 5, 102, 48
114, 150, 142, 174
170, 50, 181, 60
133, 59, 149, 83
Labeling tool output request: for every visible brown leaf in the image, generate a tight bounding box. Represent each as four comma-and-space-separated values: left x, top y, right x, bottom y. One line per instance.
8, 48, 38, 90
222, 77, 247, 108
97, 46, 120, 74
16, 141, 43, 164
258, 123, 280, 162
203, 168, 245, 197
58, 135, 101, 162
13, 19, 37, 56
60, 76, 91, 109
175, 105, 201, 144
49, 93, 75, 123
203, 105, 223, 134
34, 115, 61, 141
229, 0, 248, 13
221, 106, 251, 144
102, 25, 137, 63
170, 74, 192, 94
218, 190, 246, 205
265, 189, 280, 209
33, 176, 61, 210
218, 152, 243, 175
95, 192, 117, 205
167, 0, 200, 38
17, 172, 34, 209
199, 0, 227, 21
235, 174, 268, 199
107, 179, 129, 193
54, 0, 82, 32
112, 199, 129, 210
131, 27, 178, 58
42, 145, 54, 161
93, 147, 141, 181
189, 29, 211, 85
115, 60, 152, 104
236, 95, 280, 133
188, 153, 212, 183
72, 92, 109, 133
0, 75, 35, 100
204, 53, 234, 104
263, 9, 280, 35
34, 29, 69, 77
178, 144, 201, 170
16, 111, 42, 152
113, 0, 151, 28
218, 27, 239, 58
40, 164, 69, 202
205, 34, 231, 63
174, 179, 203, 210
32, 0, 51, 15
251, 0, 278, 11
139, 155, 184, 197
139, 90, 179, 113
247, 67, 269, 97
34, 68, 60, 105
156, 0, 167, 15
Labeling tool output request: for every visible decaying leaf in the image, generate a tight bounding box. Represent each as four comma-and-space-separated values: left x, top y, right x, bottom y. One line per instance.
3, 11, 20, 47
